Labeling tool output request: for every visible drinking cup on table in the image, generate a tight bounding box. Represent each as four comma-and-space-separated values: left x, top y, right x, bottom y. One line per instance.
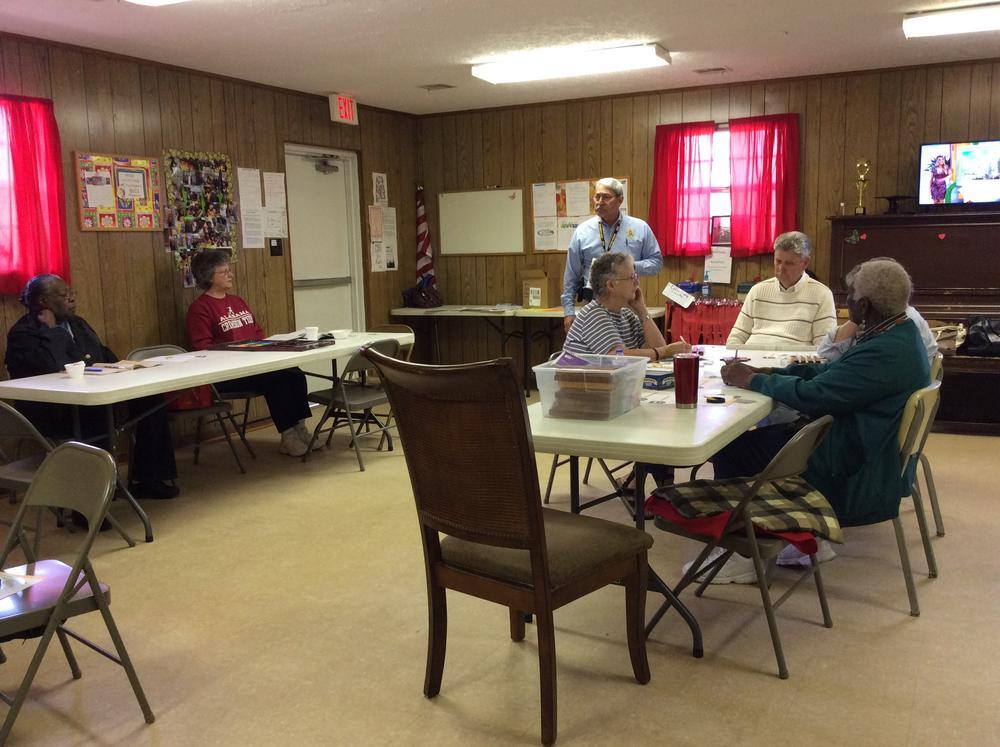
64, 361, 85, 380
304, 326, 319, 341
673, 353, 699, 409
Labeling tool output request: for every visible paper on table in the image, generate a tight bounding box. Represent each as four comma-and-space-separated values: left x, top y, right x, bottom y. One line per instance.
662, 282, 696, 309
534, 216, 557, 251
265, 331, 305, 341
144, 353, 208, 364
641, 390, 676, 405
0, 571, 44, 601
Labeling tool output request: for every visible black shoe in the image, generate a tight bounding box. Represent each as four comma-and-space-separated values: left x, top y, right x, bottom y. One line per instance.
69, 511, 112, 532
129, 481, 180, 500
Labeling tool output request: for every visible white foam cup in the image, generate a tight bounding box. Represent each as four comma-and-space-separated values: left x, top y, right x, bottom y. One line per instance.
304, 326, 319, 341
64, 361, 85, 379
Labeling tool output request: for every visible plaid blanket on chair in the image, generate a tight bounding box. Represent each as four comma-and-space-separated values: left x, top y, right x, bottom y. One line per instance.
651, 476, 844, 544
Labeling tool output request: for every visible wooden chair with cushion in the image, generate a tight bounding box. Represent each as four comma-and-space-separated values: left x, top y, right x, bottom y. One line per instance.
362, 346, 652, 746
647, 415, 837, 679
0, 442, 154, 741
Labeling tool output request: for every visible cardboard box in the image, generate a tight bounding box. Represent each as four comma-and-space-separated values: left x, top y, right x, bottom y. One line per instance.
518, 268, 559, 308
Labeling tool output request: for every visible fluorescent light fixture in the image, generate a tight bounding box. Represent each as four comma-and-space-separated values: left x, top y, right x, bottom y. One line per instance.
471, 43, 670, 85
123, 0, 193, 7
903, 3, 1000, 37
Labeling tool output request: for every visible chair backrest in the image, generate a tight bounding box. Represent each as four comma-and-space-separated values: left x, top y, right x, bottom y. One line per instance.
929, 352, 944, 383
342, 338, 400, 377
755, 415, 835, 484
370, 324, 415, 362
0, 442, 117, 565
897, 380, 942, 471
0, 400, 53, 454
363, 347, 546, 553
127, 344, 187, 361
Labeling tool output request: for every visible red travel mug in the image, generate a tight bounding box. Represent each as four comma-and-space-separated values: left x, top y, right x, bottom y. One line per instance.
674, 353, 699, 409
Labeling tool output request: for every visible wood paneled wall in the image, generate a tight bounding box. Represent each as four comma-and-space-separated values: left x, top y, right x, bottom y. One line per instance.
4, 30, 1000, 376
0, 32, 417, 374
417, 60, 1000, 367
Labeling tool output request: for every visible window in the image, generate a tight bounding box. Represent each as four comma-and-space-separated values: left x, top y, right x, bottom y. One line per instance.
0, 95, 71, 296
649, 114, 798, 258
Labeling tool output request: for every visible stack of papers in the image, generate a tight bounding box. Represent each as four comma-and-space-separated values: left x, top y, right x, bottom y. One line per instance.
0, 570, 44, 601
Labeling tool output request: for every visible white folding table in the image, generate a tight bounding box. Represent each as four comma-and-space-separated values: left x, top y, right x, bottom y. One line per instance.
527, 345, 782, 653
0, 331, 414, 543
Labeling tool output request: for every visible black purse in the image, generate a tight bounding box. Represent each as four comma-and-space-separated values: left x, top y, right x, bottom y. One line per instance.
958, 316, 1000, 357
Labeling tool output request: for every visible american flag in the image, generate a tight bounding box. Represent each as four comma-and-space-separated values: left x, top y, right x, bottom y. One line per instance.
415, 185, 436, 287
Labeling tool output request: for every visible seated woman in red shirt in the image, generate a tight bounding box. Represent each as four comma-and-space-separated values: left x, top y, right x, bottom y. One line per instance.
187, 249, 317, 457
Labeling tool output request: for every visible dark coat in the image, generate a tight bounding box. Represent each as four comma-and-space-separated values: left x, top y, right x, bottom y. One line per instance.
5, 313, 118, 438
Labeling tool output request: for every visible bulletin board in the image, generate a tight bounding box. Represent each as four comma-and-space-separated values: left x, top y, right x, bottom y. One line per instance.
530, 177, 629, 252
75, 152, 162, 231
438, 188, 524, 255
162, 149, 238, 271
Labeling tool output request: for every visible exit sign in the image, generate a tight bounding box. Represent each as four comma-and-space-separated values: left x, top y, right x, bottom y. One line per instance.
328, 94, 359, 126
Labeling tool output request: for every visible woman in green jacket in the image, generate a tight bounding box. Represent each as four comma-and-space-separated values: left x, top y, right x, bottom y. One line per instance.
717, 257, 930, 528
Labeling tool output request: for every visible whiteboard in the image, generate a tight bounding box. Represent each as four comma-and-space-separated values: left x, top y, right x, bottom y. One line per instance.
439, 188, 524, 255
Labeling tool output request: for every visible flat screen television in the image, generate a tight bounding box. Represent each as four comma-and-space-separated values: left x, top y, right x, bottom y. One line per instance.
918, 140, 1000, 206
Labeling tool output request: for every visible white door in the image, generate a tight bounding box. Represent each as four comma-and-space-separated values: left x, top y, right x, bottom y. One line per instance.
284, 145, 365, 388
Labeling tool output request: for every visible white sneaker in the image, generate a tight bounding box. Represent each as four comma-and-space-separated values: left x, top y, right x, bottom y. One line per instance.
776, 539, 837, 568
279, 428, 309, 457
681, 546, 758, 585
295, 421, 323, 451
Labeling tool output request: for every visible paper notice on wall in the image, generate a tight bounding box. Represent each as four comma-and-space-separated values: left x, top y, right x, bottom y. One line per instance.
705, 245, 733, 284
237, 167, 264, 248
532, 182, 556, 217
381, 207, 397, 271
373, 172, 388, 206
262, 172, 286, 208
565, 182, 591, 217
117, 170, 148, 200
534, 216, 558, 251
371, 240, 386, 272
368, 205, 384, 240
557, 216, 587, 251
262, 207, 288, 238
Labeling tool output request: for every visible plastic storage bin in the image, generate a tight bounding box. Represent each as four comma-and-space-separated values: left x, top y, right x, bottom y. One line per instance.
533, 354, 647, 420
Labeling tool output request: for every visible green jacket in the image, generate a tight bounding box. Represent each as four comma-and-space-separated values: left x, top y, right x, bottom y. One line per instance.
749, 320, 929, 527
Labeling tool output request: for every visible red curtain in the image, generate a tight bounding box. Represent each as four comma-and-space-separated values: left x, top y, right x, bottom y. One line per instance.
0, 94, 70, 295
728, 113, 799, 258
648, 121, 715, 257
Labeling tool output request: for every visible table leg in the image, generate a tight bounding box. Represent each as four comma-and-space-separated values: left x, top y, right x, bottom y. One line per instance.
633, 463, 703, 657
569, 456, 580, 514
106, 406, 154, 543
431, 318, 441, 364
522, 317, 532, 397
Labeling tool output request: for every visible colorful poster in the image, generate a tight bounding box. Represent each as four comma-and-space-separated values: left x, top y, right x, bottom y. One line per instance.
163, 149, 238, 269
75, 152, 162, 232
529, 177, 629, 251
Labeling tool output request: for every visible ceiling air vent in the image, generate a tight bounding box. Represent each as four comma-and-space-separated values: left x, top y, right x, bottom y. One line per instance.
694, 66, 731, 75
418, 84, 455, 92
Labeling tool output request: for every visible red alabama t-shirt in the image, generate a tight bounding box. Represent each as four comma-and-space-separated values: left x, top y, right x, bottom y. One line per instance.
186, 293, 265, 350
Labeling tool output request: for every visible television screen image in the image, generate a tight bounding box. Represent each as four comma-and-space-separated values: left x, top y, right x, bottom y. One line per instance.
918, 140, 1000, 206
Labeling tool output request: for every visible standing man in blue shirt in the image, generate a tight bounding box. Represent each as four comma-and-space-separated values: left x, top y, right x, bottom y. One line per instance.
561, 177, 662, 333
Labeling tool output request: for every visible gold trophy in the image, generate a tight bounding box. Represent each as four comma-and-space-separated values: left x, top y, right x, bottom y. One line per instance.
855, 160, 870, 215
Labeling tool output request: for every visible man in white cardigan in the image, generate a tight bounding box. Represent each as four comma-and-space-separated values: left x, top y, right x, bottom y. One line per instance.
726, 231, 837, 348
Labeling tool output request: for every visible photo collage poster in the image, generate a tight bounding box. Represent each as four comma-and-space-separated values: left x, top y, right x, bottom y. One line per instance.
162, 149, 238, 284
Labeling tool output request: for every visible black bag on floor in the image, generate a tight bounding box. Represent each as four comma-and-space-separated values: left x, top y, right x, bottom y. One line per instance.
958, 316, 1000, 357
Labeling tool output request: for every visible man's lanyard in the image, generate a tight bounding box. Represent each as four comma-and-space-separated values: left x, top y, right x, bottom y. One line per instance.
598, 218, 622, 253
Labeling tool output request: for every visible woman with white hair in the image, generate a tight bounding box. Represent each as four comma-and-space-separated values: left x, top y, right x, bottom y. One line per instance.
695, 258, 930, 582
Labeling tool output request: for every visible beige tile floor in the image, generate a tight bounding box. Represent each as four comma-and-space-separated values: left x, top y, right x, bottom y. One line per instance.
0, 421, 998, 746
